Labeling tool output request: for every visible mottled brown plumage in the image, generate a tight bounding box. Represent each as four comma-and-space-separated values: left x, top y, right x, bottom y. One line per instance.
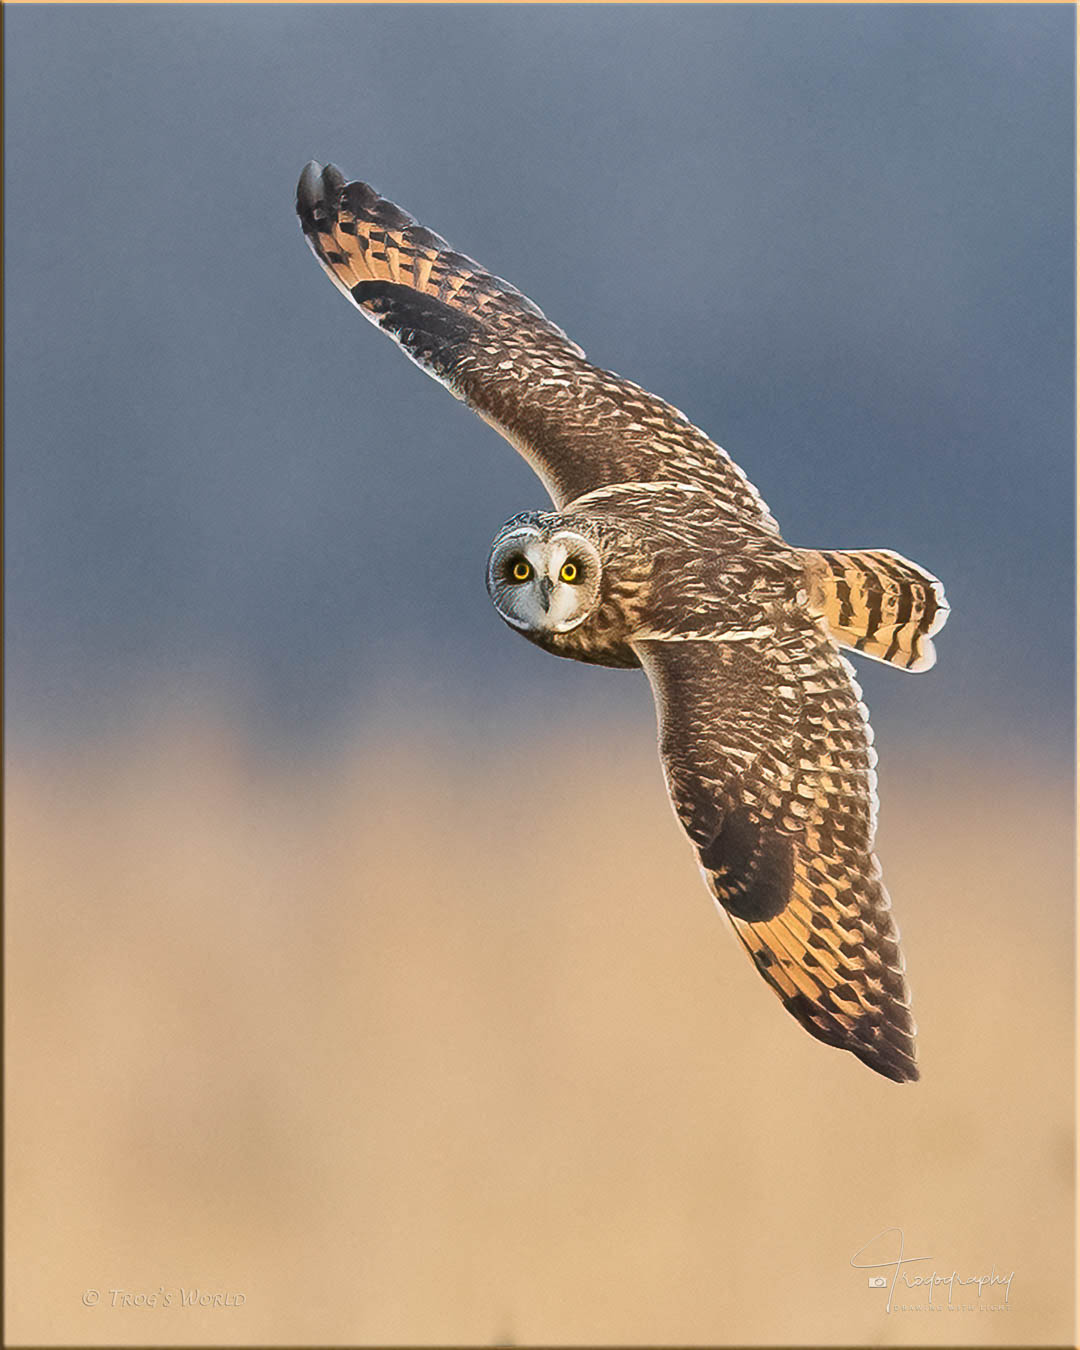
297, 161, 950, 1083
296, 162, 777, 523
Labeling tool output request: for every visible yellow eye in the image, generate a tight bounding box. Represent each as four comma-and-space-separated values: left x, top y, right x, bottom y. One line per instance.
560, 561, 579, 584
511, 559, 532, 582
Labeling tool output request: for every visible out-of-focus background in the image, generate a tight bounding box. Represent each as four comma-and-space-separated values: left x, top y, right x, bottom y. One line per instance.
5, 5, 1074, 1346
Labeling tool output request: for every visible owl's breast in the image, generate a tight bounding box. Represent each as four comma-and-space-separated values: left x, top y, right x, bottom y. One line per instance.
525, 618, 642, 669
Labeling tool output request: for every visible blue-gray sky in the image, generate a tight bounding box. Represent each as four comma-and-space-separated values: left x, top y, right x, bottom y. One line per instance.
6, 4, 1075, 755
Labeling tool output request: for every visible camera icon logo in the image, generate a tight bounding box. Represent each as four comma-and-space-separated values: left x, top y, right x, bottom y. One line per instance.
867, 1276, 888, 1289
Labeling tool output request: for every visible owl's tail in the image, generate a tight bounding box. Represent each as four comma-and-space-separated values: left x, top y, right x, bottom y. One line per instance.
803, 548, 949, 672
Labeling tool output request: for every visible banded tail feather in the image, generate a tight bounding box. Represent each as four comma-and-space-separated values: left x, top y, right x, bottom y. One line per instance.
806, 548, 949, 673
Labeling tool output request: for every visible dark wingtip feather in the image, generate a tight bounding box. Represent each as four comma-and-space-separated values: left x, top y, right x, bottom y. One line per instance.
854, 1022, 920, 1082
858, 1045, 920, 1083
296, 160, 324, 221
785, 989, 919, 1082
296, 161, 348, 235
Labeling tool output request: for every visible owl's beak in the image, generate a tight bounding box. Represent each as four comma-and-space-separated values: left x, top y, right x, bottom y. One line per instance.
537, 575, 554, 611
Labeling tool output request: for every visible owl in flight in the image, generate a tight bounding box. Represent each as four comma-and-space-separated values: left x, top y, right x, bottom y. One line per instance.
297, 161, 948, 1083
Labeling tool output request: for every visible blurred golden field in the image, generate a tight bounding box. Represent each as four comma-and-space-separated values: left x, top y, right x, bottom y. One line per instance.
5, 709, 1075, 1346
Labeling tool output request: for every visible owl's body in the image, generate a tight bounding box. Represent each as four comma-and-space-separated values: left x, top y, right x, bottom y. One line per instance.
495, 490, 807, 669
296, 162, 950, 1083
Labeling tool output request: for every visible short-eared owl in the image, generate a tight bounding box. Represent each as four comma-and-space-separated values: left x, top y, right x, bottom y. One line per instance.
297, 161, 948, 1083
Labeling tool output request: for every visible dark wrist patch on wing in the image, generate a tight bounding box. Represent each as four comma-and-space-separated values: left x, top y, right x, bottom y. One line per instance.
699, 805, 794, 922
351, 280, 484, 378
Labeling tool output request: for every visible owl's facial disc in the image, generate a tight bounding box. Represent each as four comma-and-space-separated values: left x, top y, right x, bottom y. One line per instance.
486, 526, 602, 637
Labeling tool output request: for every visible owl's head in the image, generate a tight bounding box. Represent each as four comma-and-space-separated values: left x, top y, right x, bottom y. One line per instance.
486, 513, 603, 637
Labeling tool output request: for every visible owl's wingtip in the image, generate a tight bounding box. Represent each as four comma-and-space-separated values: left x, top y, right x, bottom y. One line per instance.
298, 158, 322, 185
878, 1056, 920, 1084
854, 1037, 919, 1083
296, 160, 346, 229
296, 161, 324, 227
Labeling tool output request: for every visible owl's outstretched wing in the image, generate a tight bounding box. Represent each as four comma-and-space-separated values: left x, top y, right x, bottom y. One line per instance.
296, 162, 777, 526
635, 618, 918, 1083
